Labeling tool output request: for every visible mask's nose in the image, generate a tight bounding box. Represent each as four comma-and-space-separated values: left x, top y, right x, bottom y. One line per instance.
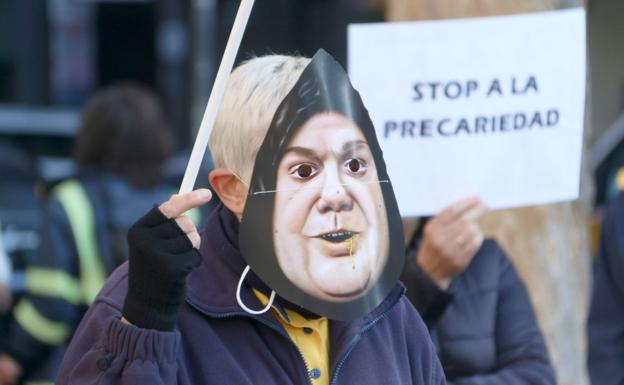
316, 166, 354, 213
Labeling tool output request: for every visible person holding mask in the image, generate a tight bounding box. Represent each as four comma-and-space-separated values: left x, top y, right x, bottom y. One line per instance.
54, 52, 446, 385
401, 197, 556, 385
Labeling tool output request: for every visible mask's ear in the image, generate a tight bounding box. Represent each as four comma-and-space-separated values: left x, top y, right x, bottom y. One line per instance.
209, 168, 248, 220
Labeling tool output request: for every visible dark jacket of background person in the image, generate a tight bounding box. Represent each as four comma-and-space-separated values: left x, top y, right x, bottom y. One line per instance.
587, 192, 624, 385
56, 205, 447, 385
0, 84, 174, 384
401, 238, 556, 385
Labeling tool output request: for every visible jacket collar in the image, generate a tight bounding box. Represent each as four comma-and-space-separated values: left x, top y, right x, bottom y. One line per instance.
186, 205, 406, 328
186, 204, 269, 314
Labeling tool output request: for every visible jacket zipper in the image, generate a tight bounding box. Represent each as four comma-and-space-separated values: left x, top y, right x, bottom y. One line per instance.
186, 299, 313, 385
329, 310, 393, 385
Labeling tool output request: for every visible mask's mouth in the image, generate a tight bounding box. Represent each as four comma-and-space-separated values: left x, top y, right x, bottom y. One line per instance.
317, 230, 358, 243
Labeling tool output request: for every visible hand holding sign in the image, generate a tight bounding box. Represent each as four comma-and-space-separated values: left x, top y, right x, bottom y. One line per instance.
416, 197, 486, 289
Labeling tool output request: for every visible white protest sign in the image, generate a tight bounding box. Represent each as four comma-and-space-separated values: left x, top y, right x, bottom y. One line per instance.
348, 8, 586, 217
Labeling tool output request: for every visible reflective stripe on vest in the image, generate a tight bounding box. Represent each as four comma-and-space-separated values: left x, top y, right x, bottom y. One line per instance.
13, 299, 71, 345
53, 180, 107, 305
25, 268, 83, 305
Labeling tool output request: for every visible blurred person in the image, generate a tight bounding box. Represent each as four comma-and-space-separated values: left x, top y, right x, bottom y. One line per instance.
0, 83, 175, 385
54, 53, 445, 385
587, 189, 624, 385
401, 197, 556, 385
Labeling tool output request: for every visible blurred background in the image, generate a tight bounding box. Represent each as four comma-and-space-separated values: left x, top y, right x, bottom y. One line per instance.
0, 0, 385, 292
0, 1, 623, 385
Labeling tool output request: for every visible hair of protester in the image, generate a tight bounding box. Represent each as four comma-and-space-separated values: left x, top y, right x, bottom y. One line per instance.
208, 54, 311, 182
74, 82, 173, 188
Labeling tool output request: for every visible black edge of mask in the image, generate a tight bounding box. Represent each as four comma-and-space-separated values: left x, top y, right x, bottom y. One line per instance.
239, 49, 404, 321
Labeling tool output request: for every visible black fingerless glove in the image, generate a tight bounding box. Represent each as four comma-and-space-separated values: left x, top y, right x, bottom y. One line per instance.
122, 207, 201, 331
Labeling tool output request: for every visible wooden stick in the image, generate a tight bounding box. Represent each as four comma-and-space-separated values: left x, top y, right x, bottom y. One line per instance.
179, 0, 255, 194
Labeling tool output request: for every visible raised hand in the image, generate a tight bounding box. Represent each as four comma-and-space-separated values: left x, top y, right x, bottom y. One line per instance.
122, 189, 212, 331
416, 197, 486, 289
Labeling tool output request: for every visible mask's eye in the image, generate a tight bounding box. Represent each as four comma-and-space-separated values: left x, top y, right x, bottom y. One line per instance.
345, 158, 367, 176
290, 163, 318, 180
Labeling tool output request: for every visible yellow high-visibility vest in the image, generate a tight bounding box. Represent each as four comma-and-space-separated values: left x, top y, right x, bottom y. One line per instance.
52, 180, 108, 305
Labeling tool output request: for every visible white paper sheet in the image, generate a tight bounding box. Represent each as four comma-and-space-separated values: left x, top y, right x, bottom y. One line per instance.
348, 8, 586, 216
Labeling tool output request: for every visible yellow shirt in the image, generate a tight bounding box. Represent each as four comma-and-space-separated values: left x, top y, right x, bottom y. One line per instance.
254, 290, 330, 385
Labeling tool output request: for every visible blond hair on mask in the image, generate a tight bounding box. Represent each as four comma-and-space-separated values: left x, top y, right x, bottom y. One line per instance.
209, 54, 311, 182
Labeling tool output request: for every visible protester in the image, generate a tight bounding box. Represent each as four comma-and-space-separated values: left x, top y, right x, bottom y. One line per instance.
401, 197, 556, 385
55, 54, 446, 385
0, 83, 174, 385
587, 191, 624, 385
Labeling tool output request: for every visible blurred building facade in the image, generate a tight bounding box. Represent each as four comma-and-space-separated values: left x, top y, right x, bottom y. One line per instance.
0, 0, 384, 143
0, 0, 384, 307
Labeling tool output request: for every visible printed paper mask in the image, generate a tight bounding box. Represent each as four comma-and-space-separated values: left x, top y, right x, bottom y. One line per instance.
239, 49, 404, 320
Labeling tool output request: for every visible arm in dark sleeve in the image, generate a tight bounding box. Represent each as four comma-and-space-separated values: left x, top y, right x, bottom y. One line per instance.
56, 296, 179, 385
401, 249, 453, 329
58, 201, 196, 384
587, 193, 624, 384
453, 247, 556, 385
600, 193, 624, 300
3, 200, 83, 368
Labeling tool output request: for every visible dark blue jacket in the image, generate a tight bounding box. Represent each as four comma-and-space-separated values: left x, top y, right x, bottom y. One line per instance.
588, 193, 624, 385
402, 239, 556, 385
56, 206, 446, 385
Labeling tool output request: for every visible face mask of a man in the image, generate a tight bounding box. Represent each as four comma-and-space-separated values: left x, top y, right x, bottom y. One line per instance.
239, 49, 404, 321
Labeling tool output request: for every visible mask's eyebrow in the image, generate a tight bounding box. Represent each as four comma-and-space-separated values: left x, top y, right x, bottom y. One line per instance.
341, 140, 368, 154
282, 146, 320, 160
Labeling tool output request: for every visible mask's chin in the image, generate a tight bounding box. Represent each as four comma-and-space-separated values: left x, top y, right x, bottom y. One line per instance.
308, 248, 371, 302
315, 277, 370, 302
